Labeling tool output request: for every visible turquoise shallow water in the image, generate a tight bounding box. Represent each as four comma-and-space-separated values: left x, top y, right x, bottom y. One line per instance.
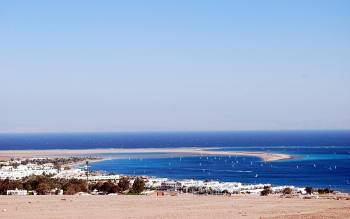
296, 154, 350, 161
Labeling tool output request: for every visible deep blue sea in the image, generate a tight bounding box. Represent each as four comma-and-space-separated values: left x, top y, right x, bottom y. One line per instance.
1, 131, 350, 192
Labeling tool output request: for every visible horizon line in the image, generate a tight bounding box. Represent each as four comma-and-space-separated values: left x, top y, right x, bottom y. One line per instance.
1, 129, 350, 135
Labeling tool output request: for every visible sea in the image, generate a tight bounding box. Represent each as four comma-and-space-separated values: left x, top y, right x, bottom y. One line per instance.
1, 130, 350, 192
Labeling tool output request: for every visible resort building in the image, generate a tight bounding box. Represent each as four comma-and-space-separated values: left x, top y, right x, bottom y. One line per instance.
6, 188, 28, 196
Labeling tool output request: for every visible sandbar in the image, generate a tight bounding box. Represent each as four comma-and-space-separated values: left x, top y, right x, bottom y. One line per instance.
0, 147, 293, 162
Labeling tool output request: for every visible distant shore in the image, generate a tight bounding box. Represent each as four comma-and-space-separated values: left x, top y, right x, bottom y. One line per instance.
0, 147, 294, 162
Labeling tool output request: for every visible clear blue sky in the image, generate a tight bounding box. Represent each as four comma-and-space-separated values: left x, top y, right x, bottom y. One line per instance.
1, 0, 349, 132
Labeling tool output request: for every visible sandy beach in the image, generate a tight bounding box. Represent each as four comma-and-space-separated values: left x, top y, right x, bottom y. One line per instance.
0, 147, 293, 162
0, 194, 349, 219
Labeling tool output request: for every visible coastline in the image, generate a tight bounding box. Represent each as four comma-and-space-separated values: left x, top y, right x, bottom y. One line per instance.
2, 147, 350, 219
0, 147, 294, 162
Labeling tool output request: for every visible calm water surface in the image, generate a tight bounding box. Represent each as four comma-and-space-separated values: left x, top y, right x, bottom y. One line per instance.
1, 131, 349, 191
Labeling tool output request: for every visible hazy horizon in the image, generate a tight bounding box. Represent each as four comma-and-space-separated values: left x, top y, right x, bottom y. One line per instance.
1, 1, 350, 132
1, 129, 350, 135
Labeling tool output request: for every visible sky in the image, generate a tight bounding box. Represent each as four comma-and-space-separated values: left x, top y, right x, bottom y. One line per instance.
1, 0, 350, 132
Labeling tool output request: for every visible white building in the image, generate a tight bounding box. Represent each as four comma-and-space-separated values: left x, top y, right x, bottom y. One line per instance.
7, 188, 28, 196
0, 164, 58, 180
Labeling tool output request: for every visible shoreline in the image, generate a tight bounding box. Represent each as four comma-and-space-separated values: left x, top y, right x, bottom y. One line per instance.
0, 147, 294, 162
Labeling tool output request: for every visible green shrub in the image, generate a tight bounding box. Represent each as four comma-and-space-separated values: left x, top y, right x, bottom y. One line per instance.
282, 187, 292, 195
317, 188, 333, 194
305, 187, 313, 194
131, 177, 145, 194
118, 177, 130, 192
260, 186, 272, 196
